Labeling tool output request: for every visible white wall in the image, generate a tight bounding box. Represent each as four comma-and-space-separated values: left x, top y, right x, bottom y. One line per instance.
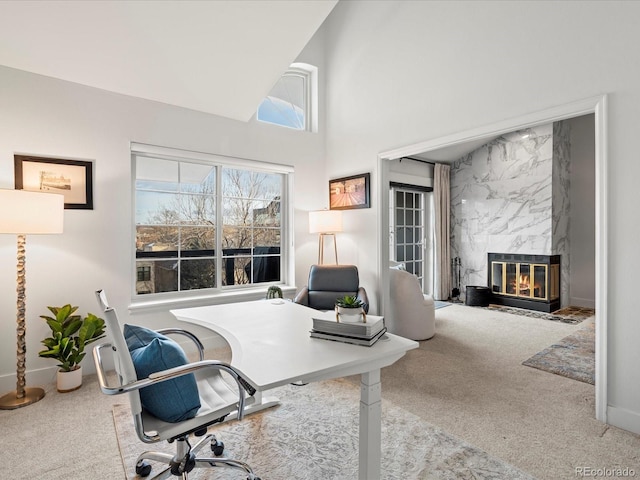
568, 114, 596, 307
0, 32, 327, 390
321, 1, 640, 433
388, 158, 433, 190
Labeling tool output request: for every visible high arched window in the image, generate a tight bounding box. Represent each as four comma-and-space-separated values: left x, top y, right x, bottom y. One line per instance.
257, 63, 317, 132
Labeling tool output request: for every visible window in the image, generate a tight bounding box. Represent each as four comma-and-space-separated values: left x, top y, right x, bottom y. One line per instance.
257, 63, 317, 132
133, 144, 291, 299
137, 266, 151, 282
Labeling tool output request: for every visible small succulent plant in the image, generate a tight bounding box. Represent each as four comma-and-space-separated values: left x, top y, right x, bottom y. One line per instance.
335, 295, 364, 309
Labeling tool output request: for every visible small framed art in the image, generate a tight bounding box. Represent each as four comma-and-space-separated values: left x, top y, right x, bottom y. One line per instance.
329, 172, 370, 210
14, 155, 93, 209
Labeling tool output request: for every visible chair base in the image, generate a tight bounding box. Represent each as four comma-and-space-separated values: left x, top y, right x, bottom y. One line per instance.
135, 433, 260, 480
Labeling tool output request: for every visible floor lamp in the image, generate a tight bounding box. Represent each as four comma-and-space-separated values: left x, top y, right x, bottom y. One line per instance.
309, 209, 342, 265
0, 189, 64, 409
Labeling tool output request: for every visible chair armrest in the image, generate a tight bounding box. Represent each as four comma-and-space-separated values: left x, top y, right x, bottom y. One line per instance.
293, 286, 310, 306
357, 287, 370, 313
156, 328, 205, 361
93, 344, 255, 421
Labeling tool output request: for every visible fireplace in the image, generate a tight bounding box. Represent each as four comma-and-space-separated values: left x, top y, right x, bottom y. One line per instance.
488, 253, 560, 313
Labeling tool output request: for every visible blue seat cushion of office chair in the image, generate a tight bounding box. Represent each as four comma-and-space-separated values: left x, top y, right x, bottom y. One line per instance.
124, 324, 201, 423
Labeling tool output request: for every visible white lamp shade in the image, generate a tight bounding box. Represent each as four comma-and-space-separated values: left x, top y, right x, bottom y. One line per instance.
309, 210, 342, 234
0, 189, 64, 234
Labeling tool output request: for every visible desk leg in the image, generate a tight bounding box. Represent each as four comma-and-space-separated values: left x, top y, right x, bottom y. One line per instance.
229, 391, 280, 421
243, 390, 280, 416
359, 369, 382, 480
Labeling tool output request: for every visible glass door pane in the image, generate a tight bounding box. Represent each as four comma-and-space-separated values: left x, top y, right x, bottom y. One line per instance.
533, 265, 547, 299
519, 263, 531, 297
491, 262, 503, 293
390, 186, 430, 293
506, 263, 517, 295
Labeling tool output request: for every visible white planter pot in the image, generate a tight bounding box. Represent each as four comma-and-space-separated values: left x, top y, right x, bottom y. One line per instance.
336, 306, 366, 323
57, 365, 83, 393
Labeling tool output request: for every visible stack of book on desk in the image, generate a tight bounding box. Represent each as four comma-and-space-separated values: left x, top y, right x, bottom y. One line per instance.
310, 314, 387, 347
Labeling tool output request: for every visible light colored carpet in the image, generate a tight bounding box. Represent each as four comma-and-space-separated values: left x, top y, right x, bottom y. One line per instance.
113, 379, 535, 480
522, 318, 595, 384
0, 374, 125, 479
363, 304, 640, 480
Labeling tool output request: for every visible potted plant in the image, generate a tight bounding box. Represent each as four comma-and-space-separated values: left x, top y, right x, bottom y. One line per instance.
38, 304, 106, 392
335, 295, 367, 323
266, 286, 283, 299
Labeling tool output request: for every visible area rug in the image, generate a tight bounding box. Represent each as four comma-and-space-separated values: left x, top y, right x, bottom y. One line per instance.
522, 319, 595, 385
483, 304, 594, 325
113, 379, 535, 479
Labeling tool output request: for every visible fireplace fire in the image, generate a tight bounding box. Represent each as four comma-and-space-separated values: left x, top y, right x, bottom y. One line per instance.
488, 253, 560, 312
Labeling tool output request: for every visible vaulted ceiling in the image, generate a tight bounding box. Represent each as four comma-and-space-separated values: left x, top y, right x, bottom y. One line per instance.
0, 1, 337, 122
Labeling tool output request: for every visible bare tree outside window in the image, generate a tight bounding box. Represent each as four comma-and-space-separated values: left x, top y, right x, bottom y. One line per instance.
222, 168, 281, 285
135, 157, 283, 295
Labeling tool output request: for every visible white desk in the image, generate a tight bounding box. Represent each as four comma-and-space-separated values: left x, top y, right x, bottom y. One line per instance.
171, 300, 418, 480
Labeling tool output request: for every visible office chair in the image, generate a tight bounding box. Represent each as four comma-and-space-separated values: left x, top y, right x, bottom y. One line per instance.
92, 290, 261, 480
294, 264, 369, 313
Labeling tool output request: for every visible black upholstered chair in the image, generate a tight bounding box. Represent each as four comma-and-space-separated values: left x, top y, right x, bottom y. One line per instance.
294, 264, 369, 313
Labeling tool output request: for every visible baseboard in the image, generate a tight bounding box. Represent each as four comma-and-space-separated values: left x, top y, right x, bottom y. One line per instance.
607, 405, 640, 436
0, 334, 229, 394
0, 365, 57, 394
569, 297, 596, 309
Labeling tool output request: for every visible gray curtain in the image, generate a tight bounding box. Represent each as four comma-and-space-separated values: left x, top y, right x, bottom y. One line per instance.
433, 163, 451, 300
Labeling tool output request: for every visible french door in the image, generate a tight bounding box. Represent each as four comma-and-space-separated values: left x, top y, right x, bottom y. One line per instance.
389, 184, 434, 294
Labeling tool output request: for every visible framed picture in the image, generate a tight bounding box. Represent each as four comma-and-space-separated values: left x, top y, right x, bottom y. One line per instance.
329, 172, 370, 210
14, 155, 93, 209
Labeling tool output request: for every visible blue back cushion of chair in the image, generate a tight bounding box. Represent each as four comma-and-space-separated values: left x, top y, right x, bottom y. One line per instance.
124, 324, 201, 423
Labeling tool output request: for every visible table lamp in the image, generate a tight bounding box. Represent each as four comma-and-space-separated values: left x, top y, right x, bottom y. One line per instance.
0, 189, 64, 409
309, 209, 342, 264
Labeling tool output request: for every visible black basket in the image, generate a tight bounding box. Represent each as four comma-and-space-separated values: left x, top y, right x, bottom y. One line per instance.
465, 286, 491, 307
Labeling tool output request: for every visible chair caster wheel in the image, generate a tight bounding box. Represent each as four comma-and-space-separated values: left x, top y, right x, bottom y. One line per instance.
211, 438, 225, 456
135, 460, 152, 477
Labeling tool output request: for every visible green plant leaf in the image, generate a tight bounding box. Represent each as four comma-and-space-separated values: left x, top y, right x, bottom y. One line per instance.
59, 337, 73, 357
41, 337, 57, 348
43, 317, 62, 334
55, 304, 78, 322
38, 348, 59, 358
62, 318, 82, 337
335, 295, 363, 308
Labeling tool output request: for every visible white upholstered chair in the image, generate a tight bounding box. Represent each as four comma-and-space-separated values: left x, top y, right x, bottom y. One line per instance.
387, 263, 435, 340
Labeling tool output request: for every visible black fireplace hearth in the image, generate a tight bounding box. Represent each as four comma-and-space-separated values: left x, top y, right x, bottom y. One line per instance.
487, 253, 560, 313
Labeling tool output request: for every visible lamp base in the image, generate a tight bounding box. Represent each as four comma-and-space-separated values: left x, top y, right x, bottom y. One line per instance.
0, 387, 45, 410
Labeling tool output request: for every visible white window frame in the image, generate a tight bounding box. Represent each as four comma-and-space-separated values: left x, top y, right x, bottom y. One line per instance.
257, 62, 318, 133
129, 142, 295, 313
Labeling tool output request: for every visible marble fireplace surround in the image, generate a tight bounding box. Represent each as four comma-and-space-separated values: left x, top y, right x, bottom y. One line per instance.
450, 122, 571, 307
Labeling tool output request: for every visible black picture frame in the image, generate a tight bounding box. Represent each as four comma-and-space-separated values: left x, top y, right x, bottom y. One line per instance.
329, 172, 370, 210
14, 155, 94, 210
